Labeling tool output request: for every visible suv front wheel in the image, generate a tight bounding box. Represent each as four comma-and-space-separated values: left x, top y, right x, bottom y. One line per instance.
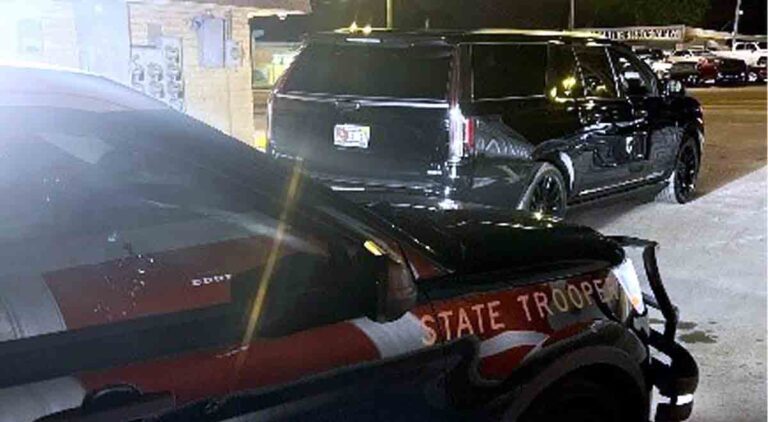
656, 136, 700, 204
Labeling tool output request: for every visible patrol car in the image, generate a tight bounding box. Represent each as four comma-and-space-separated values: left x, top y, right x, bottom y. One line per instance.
0, 65, 696, 421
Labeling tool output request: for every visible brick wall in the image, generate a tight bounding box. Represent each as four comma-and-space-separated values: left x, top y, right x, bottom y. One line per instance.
40, 1, 80, 68
0, 0, 80, 68
7, 0, 309, 148
129, 0, 261, 145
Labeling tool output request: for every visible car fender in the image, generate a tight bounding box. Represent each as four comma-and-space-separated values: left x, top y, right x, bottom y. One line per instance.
459, 157, 539, 210
478, 320, 649, 420
496, 345, 648, 421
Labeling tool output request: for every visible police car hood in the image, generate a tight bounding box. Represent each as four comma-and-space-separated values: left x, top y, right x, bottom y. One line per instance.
376, 206, 624, 275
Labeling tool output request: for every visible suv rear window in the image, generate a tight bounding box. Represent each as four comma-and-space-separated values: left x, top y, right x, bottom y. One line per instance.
282, 43, 452, 100
472, 43, 547, 99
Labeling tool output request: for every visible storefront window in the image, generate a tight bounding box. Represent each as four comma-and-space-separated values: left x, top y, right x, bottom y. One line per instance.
251, 42, 302, 89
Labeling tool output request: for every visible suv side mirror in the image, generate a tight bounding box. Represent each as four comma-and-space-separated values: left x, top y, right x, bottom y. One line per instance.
664, 79, 685, 97
361, 246, 417, 322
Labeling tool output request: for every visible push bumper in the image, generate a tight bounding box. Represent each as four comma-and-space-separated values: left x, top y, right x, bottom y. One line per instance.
610, 237, 699, 422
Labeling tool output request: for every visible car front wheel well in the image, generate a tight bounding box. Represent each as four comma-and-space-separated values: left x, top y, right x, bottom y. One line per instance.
518, 364, 648, 422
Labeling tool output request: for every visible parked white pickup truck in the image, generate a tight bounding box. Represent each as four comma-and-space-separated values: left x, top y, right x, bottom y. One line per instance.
713, 42, 767, 67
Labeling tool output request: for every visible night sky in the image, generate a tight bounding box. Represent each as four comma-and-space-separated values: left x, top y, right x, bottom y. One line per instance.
311, 0, 767, 34
706, 0, 766, 34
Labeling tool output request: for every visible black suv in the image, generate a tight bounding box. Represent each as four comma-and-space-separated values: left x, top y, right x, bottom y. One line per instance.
268, 29, 704, 217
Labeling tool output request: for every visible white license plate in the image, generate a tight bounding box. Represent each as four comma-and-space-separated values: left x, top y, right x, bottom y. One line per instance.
334, 124, 370, 149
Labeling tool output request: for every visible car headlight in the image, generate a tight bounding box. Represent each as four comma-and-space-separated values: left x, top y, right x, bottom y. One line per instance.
611, 258, 646, 315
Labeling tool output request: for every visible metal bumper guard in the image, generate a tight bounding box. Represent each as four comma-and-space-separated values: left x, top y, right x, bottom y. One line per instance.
610, 236, 699, 422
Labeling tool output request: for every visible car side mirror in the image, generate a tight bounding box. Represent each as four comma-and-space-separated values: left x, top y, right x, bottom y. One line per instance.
361, 246, 417, 323
664, 79, 685, 97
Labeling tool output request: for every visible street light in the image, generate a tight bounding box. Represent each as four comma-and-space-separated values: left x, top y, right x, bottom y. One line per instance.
731, 0, 743, 49
568, 0, 575, 30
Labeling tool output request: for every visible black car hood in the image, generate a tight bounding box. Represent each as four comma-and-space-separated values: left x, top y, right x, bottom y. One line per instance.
372, 204, 624, 276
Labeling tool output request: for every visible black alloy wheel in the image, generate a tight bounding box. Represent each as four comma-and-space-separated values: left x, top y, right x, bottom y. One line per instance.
524, 164, 567, 218
673, 138, 700, 203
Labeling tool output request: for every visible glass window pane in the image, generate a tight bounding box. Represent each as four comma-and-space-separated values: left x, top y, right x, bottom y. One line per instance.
0, 108, 370, 342
283, 44, 452, 100
574, 47, 618, 99
473, 44, 547, 99
251, 43, 301, 89
547, 45, 581, 99
609, 50, 657, 97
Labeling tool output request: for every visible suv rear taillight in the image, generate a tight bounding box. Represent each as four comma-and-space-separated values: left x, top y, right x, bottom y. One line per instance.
448, 107, 475, 163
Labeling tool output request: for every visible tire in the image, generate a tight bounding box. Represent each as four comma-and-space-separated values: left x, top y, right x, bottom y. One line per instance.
519, 163, 567, 218
519, 377, 624, 422
657, 136, 700, 204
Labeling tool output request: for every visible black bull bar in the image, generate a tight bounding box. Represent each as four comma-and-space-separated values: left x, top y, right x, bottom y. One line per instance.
610, 236, 699, 422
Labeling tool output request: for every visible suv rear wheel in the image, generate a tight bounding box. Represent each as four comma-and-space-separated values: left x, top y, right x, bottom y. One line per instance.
520, 163, 567, 218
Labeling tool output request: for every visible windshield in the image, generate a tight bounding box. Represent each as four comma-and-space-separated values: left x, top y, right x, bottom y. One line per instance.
281, 43, 453, 100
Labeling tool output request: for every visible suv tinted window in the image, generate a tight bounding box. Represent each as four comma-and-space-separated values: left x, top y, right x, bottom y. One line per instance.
282, 43, 452, 100
473, 43, 547, 99
547, 45, 581, 99
609, 49, 658, 97
574, 47, 618, 99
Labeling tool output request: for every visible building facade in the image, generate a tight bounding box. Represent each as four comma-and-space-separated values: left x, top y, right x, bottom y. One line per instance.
0, 0, 309, 147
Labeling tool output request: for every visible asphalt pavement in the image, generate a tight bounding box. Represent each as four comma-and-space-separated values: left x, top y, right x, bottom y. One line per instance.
568, 85, 767, 421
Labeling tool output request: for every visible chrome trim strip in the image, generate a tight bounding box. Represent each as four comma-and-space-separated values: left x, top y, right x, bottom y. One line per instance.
276, 93, 449, 109
330, 186, 366, 192
474, 94, 546, 102
577, 171, 664, 196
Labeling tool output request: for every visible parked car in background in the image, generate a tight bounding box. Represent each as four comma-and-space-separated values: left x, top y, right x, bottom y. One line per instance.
748, 55, 767, 83
666, 49, 707, 64
634, 47, 672, 78
0, 64, 698, 422
668, 61, 701, 86
668, 52, 748, 86
269, 29, 705, 219
714, 41, 768, 67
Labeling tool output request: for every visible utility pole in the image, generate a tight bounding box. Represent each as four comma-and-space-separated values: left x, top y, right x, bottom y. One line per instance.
386, 0, 394, 29
568, 0, 575, 30
732, 0, 743, 49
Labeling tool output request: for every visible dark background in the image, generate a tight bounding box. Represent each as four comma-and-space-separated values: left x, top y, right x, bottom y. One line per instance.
309, 0, 766, 34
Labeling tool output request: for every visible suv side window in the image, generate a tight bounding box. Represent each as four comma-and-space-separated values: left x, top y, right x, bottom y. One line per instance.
609, 49, 658, 97
472, 43, 547, 100
574, 46, 618, 99
547, 44, 581, 99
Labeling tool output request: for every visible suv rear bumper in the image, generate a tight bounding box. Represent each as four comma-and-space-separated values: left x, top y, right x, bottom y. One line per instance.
610, 237, 698, 422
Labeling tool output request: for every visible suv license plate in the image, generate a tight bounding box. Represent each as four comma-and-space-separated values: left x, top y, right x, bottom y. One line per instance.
334, 124, 370, 149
